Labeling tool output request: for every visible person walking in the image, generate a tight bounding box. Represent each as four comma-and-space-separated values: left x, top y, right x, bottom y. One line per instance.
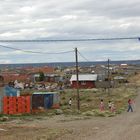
127, 99, 133, 112
100, 99, 105, 111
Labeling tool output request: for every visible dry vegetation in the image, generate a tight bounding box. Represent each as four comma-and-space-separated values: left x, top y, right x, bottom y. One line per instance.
59, 86, 137, 117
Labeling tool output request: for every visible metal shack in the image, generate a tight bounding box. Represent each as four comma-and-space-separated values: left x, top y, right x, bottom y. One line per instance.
32, 92, 60, 110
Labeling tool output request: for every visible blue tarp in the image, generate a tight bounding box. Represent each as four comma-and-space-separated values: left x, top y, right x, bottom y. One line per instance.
4, 86, 19, 96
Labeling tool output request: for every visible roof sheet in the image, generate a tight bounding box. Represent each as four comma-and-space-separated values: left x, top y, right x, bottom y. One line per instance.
70, 74, 97, 81
33, 92, 57, 95
114, 76, 126, 80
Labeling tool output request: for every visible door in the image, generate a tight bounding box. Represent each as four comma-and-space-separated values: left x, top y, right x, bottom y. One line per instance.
32, 94, 44, 109
44, 94, 53, 109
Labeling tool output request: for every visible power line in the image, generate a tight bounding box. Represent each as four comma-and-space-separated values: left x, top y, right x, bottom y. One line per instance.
0, 44, 74, 54
0, 37, 139, 42
77, 50, 91, 62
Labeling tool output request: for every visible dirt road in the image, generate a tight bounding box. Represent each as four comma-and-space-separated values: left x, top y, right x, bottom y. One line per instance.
0, 93, 140, 140
56, 91, 140, 140
88, 91, 140, 140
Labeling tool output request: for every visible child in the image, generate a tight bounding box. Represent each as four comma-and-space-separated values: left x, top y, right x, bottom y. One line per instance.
69, 98, 72, 107
100, 99, 105, 111
108, 101, 112, 110
111, 102, 116, 113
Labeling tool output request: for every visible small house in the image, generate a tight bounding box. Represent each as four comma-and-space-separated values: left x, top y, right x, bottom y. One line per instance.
70, 74, 97, 89
32, 92, 60, 111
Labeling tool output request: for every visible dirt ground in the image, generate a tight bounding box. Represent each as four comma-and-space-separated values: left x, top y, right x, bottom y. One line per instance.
1, 74, 140, 140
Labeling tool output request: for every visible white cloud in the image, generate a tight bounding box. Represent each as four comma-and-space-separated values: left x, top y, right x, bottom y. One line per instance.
19, 6, 36, 13
0, 59, 12, 64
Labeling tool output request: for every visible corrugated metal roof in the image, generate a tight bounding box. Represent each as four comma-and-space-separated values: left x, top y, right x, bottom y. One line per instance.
33, 92, 58, 95
114, 76, 125, 80
70, 74, 97, 81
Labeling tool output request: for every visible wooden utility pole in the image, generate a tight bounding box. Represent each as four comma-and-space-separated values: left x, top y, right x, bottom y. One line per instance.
75, 48, 80, 110
108, 59, 110, 80
108, 58, 110, 95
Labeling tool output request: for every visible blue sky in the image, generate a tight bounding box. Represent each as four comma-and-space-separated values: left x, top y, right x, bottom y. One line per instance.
0, 0, 140, 64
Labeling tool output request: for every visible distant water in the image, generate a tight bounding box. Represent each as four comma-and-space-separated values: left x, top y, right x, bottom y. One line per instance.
0, 60, 140, 69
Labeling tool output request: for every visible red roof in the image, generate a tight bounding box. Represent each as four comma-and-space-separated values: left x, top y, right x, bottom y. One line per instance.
2, 74, 30, 83
26, 66, 54, 74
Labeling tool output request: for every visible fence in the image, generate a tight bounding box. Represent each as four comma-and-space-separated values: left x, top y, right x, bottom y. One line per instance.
3, 96, 31, 114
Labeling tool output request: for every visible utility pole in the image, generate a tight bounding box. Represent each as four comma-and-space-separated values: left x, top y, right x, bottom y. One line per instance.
75, 48, 80, 110
107, 58, 110, 95
108, 59, 110, 80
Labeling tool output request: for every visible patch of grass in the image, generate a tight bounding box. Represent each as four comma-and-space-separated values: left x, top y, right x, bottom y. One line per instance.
0, 114, 5, 117
82, 109, 116, 117
62, 96, 66, 100
60, 87, 138, 116
82, 111, 95, 116
86, 98, 93, 102
116, 107, 126, 114
63, 109, 81, 115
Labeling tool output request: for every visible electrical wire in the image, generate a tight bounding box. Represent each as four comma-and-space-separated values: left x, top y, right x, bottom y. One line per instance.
77, 50, 91, 62
0, 44, 74, 54
0, 37, 139, 42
